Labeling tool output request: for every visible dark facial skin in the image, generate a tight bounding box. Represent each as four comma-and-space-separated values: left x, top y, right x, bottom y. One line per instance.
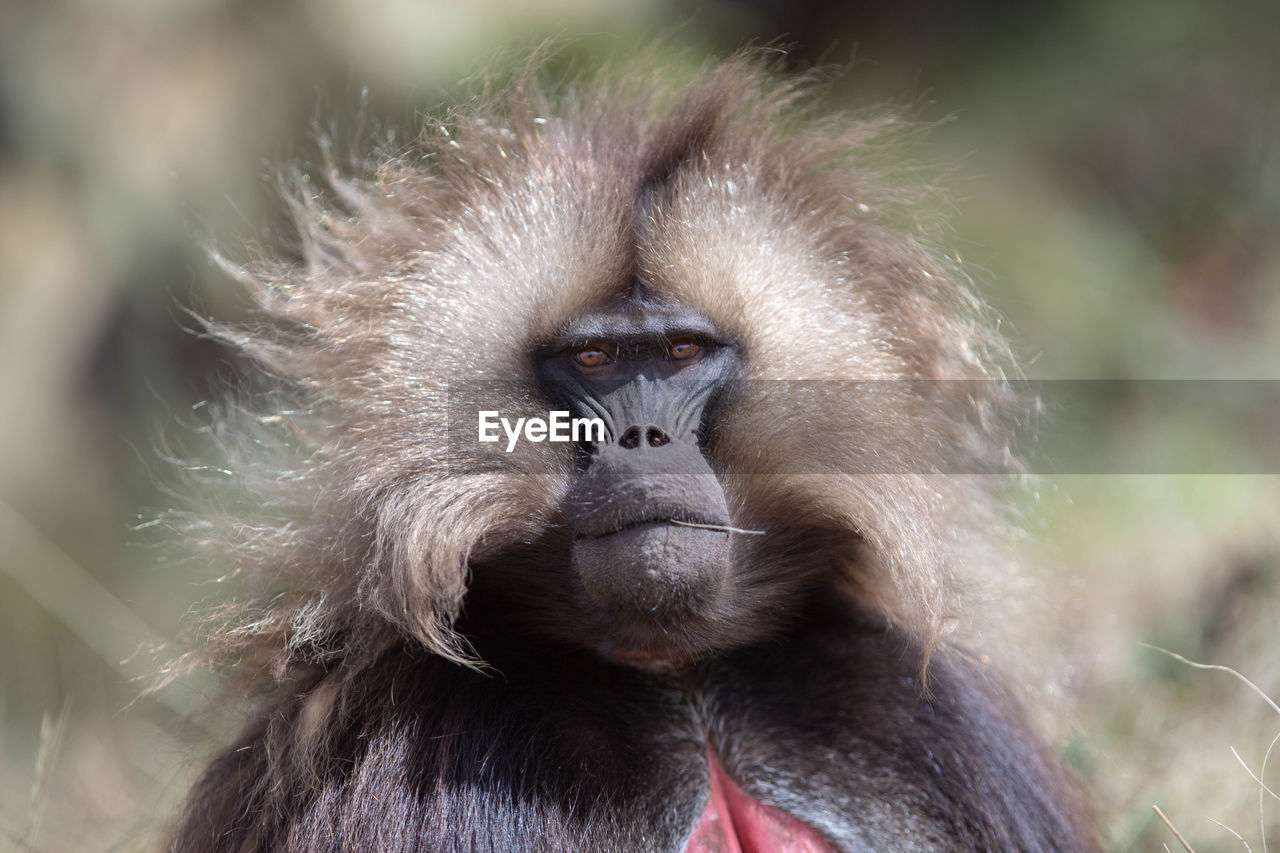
538, 294, 742, 666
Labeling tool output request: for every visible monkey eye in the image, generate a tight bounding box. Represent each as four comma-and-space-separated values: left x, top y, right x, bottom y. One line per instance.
571, 344, 616, 371
666, 338, 702, 363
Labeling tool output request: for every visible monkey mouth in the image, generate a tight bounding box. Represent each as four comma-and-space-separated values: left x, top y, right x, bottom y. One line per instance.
570, 519, 733, 649
571, 515, 732, 542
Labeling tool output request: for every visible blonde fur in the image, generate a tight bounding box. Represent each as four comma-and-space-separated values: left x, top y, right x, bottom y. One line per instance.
177, 50, 1021, 699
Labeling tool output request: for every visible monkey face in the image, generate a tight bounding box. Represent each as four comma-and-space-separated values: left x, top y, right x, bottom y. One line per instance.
535, 292, 742, 667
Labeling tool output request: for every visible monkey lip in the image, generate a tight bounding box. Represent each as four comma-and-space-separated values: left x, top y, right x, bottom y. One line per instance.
571, 516, 732, 542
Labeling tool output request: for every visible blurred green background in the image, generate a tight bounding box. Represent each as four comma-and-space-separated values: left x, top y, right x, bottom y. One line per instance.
1, 1, 1277, 850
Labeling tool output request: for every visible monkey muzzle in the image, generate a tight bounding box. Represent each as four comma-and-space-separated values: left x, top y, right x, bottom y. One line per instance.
566, 437, 732, 648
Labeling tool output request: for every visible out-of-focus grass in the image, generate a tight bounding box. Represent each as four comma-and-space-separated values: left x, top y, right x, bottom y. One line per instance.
1030, 475, 1280, 850
1, 1, 1276, 850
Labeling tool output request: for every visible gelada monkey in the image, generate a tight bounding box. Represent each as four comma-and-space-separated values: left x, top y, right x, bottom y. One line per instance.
170, 50, 1097, 852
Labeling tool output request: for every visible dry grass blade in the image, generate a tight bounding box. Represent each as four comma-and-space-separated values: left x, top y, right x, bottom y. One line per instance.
1143, 643, 1280, 853
668, 519, 765, 535
1154, 804, 1196, 853
1140, 644, 1280, 718
1230, 745, 1280, 802
1205, 817, 1252, 852
18, 698, 70, 850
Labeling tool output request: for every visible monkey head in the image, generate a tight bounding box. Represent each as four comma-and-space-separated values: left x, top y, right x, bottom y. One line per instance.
201, 55, 1019, 681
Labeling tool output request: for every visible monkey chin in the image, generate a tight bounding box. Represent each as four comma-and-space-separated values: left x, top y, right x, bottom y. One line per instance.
571, 520, 732, 668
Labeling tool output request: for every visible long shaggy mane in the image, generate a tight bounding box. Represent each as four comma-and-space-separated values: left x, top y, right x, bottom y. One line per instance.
169, 48, 1025, 705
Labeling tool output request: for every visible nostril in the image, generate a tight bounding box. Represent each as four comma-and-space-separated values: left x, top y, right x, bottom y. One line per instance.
617, 425, 670, 449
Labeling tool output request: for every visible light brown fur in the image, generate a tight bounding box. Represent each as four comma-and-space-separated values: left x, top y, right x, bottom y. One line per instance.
181, 48, 1019, 705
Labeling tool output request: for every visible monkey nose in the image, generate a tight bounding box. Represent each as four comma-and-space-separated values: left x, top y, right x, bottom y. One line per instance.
616, 424, 671, 449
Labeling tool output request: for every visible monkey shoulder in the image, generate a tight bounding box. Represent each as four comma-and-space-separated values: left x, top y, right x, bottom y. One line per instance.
176, 611, 1092, 852
177, 646, 708, 852
701, 603, 1096, 852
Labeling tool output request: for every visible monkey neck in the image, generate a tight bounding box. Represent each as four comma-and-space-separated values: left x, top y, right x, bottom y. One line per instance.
687, 747, 836, 853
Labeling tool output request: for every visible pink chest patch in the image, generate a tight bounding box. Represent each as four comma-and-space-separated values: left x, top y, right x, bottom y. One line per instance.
684, 749, 836, 853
